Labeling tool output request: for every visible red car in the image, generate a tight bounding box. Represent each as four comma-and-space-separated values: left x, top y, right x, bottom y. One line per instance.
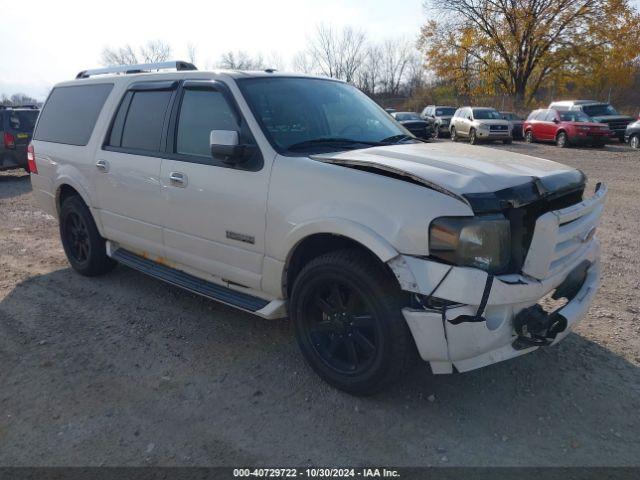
523, 109, 611, 148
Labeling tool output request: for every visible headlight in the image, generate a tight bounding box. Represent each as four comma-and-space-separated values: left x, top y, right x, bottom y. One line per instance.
578, 126, 590, 131
429, 215, 511, 273
477, 123, 490, 130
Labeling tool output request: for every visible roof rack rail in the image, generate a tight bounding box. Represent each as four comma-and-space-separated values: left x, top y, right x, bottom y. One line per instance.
76, 60, 197, 79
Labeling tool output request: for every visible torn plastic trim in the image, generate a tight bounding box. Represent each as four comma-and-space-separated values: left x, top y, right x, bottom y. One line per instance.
310, 155, 468, 205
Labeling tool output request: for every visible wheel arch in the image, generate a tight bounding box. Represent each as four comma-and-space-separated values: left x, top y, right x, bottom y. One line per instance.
280, 222, 400, 298
54, 177, 105, 235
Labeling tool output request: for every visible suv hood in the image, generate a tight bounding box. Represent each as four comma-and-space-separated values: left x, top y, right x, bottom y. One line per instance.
590, 114, 635, 123
312, 142, 578, 199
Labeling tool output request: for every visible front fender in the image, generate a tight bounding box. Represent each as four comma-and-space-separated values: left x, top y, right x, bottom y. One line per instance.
280, 218, 399, 263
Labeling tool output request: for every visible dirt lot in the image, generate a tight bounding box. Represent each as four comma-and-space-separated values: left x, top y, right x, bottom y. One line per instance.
1, 141, 639, 467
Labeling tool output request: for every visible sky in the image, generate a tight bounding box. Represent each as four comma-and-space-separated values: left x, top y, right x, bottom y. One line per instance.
0, 0, 426, 100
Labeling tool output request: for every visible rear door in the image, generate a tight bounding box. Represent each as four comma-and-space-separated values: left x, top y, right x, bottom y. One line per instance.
539, 110, 558, 140
93, 81, 177, 257
158, 80, 269, 290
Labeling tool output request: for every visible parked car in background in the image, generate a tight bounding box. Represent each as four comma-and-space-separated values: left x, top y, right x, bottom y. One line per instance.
500, 111, 524, 139
384, 107, 396, 114
421, 105, 457, 138
450, 107, 512, 144
625, 119, 640, 149
1, 105, 40, 171
549, 100, 634, 143
524, 109, 610, 148
391, 111, 433, 140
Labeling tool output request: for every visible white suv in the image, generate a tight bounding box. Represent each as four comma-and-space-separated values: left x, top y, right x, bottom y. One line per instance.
29, 61, 606, 394
450, 107, 513, 144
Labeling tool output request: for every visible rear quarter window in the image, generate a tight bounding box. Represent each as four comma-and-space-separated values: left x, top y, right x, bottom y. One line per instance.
34, 84, 113, 145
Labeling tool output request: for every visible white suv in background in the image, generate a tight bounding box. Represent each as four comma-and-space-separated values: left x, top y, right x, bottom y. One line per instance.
29, 61, 605, 395
450, 107, 513, 144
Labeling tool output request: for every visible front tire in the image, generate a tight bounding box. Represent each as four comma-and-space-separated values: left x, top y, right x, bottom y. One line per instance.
556, 132, 569, 148
450, 127, 458, 142
59, 195, 117, 276
630, 134, 639, 149
525, 130, 534, 143
290, 249, 416, 395
469, 128, 478, 145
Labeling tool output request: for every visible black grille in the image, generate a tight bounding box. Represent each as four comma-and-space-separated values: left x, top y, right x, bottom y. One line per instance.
490, 125, 508, 131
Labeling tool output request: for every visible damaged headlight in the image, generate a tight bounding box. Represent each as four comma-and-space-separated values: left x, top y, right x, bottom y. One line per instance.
429, 215, 511, 273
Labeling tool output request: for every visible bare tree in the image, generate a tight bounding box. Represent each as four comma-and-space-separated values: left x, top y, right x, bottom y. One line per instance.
101, 40, 171, 66
217, 51, 265, 70
139, 40, 172, 63
379, 38, 414, 96
307, 24, 367, 82
187, 43, 198, 65
292, 51, 316, 74
356, 44, 383, 95
101, 44, 139, 66
0, 92, 41, 106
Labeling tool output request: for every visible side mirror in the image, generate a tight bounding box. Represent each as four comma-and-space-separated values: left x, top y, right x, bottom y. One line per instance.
210, 130, 245, 163
552, 118, 560, 124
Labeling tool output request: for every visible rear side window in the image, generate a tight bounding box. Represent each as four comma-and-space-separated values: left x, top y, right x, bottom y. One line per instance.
109, 90, 173, 152
176, 89, 238, 157
34, 84, 113, 145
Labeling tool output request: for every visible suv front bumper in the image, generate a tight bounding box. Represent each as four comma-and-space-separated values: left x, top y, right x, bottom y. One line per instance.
392, 183, 606, 374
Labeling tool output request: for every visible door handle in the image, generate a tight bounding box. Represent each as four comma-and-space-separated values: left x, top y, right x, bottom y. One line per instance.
169, 171, 187, 187
95, 160, 109, 172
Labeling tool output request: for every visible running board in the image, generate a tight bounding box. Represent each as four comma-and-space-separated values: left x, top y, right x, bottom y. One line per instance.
111, 248, 270, 313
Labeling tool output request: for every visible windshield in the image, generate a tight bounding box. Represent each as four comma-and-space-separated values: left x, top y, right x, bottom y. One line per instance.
582, 104, 619, 117
559, 111, 592, 122
238, 77, 407, 153
395, 112, 421, 121
8, 110, 38, 132
435, 107, 456, 116
473, 109, 502, 120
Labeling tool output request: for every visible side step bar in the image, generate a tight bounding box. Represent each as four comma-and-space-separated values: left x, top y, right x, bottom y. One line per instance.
111, 248, 270, 312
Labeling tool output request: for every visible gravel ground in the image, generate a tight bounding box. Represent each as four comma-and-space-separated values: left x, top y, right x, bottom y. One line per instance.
0, 140, 639, 467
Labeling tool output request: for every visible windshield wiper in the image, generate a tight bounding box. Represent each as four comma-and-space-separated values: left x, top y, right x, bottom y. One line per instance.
286, 138, 384, 152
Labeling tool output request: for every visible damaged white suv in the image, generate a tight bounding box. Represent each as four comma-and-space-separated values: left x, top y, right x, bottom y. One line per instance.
29, 62, 606, 395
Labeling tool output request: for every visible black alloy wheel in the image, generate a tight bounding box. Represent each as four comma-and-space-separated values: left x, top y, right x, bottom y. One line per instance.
290, 249, 416, 395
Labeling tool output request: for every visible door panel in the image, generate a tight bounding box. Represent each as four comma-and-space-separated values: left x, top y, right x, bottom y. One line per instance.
92, 84, 175, 257
93, 151, 164, 256
159, 85, 269, 290
160, 159, 268, 289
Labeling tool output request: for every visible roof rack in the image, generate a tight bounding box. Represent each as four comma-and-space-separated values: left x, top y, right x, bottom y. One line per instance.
76, 60, 197, 79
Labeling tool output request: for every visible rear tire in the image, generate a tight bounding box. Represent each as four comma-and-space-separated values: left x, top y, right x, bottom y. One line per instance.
59, 195, 117, 277
556, 132, 569, 148
630, 134, 639, 149
290, 249, 416, 395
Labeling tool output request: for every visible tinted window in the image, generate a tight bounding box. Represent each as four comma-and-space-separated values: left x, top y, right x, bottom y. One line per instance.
544, 110, 557, 122
394, 113, 421, 121
435, 107, 456, 116
472, 108, 502, 120
560, 111, 591, 122
34, 84, 113, 145
582, 104, 618, 116
8, 110, 39, 132
176, 89, 238, 157
119, 90, 172, 151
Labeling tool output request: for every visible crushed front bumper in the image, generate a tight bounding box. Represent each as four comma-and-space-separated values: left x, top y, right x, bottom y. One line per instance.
392, 183, 606, 374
